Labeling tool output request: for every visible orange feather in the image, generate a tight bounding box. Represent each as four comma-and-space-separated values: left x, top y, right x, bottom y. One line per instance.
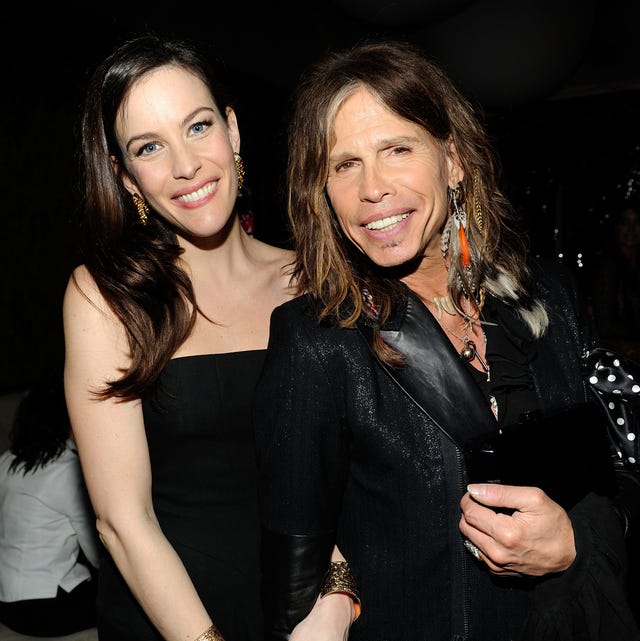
458, 224, 471, 268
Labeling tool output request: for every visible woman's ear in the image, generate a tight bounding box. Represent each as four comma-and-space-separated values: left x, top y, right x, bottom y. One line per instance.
446, 137, 465, 187
226, 106, 241, 153
111, 155, 140, 197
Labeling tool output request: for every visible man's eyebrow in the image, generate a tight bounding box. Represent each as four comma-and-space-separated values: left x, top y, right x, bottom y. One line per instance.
329, 135, 422, 164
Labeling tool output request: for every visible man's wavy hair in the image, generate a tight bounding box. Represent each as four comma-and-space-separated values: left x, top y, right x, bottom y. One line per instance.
286, 39, 548, 366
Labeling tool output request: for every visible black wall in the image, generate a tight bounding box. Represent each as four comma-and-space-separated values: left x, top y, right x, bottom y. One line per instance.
2, 1, 639, 391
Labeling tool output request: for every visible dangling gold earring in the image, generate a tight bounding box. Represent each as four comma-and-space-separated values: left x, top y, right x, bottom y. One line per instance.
132, 194, 149, 225
234, 152, 245, 190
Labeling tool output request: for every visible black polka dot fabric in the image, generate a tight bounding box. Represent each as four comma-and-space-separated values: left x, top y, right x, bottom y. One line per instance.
585, 347, 640, 470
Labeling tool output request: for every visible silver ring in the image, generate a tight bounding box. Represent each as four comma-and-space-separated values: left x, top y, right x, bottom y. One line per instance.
464, 539, 481, 561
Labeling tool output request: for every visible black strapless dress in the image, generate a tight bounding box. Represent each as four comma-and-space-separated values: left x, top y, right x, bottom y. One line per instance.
96, 351, 266, 641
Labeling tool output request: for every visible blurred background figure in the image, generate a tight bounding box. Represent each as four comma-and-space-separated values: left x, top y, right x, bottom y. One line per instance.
591, 198, 640, 363
591, 197, 640, 624
0, 368, 99, 637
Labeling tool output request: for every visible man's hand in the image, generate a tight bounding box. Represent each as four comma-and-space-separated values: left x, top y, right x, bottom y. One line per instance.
459, 483, 576, 577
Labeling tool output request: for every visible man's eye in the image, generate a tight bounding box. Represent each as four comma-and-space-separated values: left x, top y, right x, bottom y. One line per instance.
336, 160, 356, 172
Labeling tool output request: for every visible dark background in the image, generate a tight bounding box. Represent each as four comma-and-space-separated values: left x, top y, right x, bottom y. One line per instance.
3, 0, 640, 392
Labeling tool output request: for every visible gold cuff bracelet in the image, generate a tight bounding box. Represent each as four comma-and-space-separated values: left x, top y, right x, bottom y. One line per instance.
319, 560, 362, 621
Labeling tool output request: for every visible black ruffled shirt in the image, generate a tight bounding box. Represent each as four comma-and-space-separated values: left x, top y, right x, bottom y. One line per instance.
467, 295, 539, 427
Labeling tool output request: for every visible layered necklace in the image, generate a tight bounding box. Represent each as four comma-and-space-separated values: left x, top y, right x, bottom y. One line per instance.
428, 293, 490, 380
361, 287, 490, 380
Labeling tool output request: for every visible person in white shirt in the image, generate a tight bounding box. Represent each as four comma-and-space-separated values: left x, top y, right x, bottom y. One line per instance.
0, 368, 100, 636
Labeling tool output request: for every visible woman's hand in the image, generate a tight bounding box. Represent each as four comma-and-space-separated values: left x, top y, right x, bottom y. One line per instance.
290, 593, 355, 641
459, 483, 576, 577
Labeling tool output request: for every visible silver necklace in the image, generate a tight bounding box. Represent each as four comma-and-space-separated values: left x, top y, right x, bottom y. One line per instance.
424, 292, 491, 380
448, 324, 490, 381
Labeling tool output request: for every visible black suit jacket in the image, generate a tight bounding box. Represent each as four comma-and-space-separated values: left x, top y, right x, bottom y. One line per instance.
255, 259, 639, 641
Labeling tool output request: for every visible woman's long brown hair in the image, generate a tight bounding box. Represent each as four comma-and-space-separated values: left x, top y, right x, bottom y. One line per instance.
76, 34, 236, 400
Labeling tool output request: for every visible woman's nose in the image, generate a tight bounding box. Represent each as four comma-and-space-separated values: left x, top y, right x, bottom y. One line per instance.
172, 145, 202, 179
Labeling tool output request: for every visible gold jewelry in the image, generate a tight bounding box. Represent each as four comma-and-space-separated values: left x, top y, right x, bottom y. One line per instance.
319, 561, 361, 621
233, 152, 245, 190
132, 193, 149, 225
476, 286, 486, 315
440, 214, 453, 261
430, 294, 457, 320
193, 624, 225, 641
432, 289, 485, 320
472, 168, 484, 231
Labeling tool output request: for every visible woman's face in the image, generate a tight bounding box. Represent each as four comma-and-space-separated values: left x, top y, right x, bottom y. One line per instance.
325, 87, 463, 268
115, 64, 240, 241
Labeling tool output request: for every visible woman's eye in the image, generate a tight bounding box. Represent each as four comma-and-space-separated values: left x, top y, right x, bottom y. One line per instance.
190, 119, 212, 135
136, 142, 159, 157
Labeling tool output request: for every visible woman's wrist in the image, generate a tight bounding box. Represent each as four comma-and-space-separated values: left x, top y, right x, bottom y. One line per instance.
193, 623, 225, 641
319, 560, 361, 621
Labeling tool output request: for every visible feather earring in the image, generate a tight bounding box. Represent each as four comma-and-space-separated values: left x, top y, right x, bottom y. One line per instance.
450, 185, 470, 268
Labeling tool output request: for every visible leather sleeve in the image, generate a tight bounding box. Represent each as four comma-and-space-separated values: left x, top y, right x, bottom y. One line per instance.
261, 528, 335, 641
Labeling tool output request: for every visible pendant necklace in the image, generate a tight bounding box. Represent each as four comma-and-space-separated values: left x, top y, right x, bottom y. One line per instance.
431, 294, 457, 320
448, 324, 490, 381
366, 286, 491, 378
425, 293, 490, 378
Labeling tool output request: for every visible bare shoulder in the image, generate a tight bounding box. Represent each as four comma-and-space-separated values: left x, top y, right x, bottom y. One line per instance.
250, 238, 296, 284
64, 265, 102, 307
63, 265, 130, 370
252, 238, 295, 267
63, 264, 119, 329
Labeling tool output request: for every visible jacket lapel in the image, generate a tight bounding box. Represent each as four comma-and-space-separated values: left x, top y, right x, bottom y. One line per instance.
374, 291, 498, 447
